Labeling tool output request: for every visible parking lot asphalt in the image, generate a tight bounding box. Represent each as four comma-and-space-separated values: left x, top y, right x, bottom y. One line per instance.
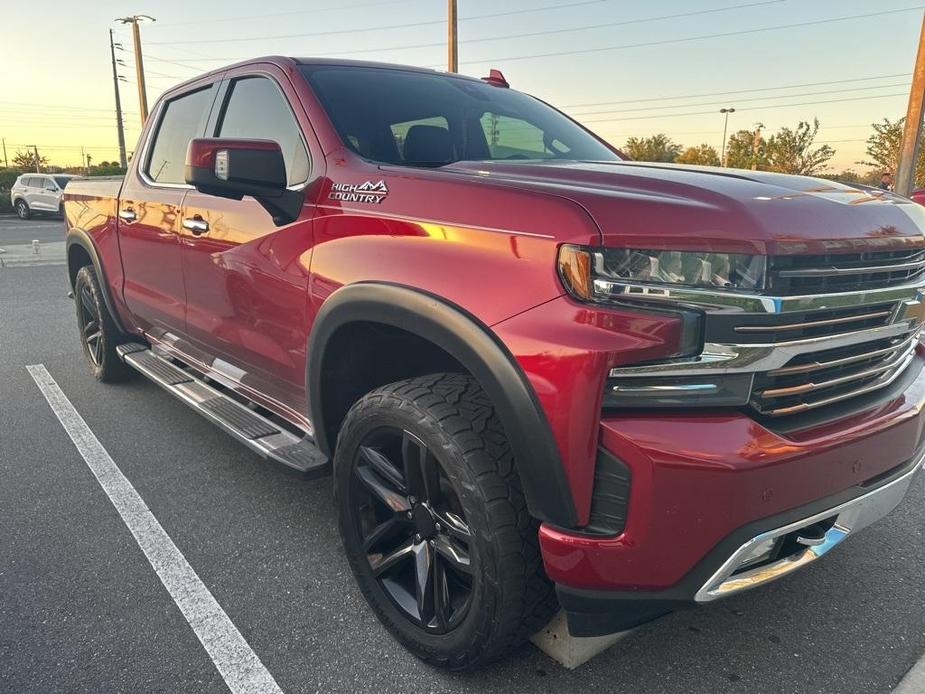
0, 214, 65, 246
2, 224, 925, 692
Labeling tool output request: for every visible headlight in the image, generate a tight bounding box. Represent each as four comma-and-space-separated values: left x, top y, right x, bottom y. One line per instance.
557, 245, 765, 409
558, 245, 766, 301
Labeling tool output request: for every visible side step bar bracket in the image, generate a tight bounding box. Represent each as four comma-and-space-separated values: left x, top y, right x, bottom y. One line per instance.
117, 344, 330, 479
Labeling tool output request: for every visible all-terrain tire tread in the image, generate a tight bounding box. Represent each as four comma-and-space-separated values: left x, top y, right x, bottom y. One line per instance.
336, 373, 558, 669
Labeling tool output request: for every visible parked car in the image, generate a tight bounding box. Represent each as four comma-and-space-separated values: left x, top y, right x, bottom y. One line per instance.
912, 188, 925, 205
10, 173, 82, 219
62, 57, 925, 669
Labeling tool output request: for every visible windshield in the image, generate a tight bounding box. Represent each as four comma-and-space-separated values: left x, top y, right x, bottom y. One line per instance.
301, 65, 621, 167
54, 176, 74, 188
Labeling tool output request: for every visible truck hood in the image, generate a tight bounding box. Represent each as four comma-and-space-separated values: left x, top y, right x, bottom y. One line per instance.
443, 160, 925, 256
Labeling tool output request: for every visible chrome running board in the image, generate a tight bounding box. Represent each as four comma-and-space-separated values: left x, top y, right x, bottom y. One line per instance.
117, 344, 330, 479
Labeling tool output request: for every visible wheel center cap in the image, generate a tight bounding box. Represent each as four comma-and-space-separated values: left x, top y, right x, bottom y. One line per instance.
412, 504, 437, 539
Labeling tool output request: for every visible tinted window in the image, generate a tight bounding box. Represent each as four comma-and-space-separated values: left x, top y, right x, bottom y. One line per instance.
23, 177, 38, 188
146, 86, 214, 184
54, 176, 74, 189
302, 66, 619, 167
217, 77, 309, 185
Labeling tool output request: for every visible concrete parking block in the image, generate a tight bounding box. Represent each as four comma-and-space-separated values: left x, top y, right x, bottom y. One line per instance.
530, 610, 631, 669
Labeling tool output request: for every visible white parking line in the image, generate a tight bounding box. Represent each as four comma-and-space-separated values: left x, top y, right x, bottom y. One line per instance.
26, 364, 284, 694
894, 654, 925, 694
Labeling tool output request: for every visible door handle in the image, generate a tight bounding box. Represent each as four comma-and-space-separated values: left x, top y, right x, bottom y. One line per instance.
118, 208, 136, 222
182, 216, 209, 235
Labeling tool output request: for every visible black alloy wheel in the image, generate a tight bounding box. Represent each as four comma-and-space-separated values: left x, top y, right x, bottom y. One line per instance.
334, 374, 558, 669
77, 280, 104, 367
349, 426, 474, 633
72, 265, 133, 382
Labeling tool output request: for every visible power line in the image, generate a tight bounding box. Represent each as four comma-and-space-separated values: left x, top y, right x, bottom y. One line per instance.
0, 100, 137, 114
313, 0, 785, 57
146, 0, 617, 45
569, 82, 910, 117
563, 73, 910, 109
446, 6, 924, 66
578, 92, 909, 124
150, 0, 429, 28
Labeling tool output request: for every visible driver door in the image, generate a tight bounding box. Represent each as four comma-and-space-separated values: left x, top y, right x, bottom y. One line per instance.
179, 68, 322, 417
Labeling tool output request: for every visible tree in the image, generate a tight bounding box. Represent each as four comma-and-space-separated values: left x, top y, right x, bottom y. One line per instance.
12, 149, 48, 170
764, 119, 834, 175
724, 129, 767, 170
676, 144, 720, 166
623, 134, 681, 162
860, 117, 925, 186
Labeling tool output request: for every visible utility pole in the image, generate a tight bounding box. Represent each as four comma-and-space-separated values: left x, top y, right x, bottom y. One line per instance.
447, 0, 458, 73
109, 29, 128, 169
897, 11, 925, 196
115, 15, 155, 125
720, 107, 736, 167
1, 138, 8, 169
32, 145, 41, 173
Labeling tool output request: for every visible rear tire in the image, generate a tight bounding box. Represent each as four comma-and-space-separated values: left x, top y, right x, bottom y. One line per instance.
74, 265, 133, 382
14, 199, 30, 220
334, 373, 557, 669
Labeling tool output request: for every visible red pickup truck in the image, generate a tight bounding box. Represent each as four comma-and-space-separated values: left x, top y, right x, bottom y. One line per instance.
64, 57, 925, 668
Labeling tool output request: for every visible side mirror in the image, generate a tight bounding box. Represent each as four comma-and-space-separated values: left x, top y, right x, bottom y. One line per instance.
184, 138, 303, 224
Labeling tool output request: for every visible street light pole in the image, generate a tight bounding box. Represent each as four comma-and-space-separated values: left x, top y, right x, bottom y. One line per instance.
720, 107, 736, 167
115, 15, 155, 125
448, 0, 458, 72
109, 29, 128, 169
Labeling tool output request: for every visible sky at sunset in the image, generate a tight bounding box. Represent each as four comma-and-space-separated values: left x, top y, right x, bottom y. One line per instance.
1, 0, 921, 171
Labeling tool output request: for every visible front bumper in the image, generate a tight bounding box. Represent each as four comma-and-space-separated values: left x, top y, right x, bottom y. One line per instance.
555, 449, 923, 636
541, 353, 925, 636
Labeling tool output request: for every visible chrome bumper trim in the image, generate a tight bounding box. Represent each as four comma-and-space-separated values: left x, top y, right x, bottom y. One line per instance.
597, 278, 925, 315
609, 323, 920, 379
694, 449, 925, 602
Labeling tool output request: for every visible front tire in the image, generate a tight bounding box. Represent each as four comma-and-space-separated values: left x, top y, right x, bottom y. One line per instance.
334, 374, 557, 669
73, 265, 133, 382
14, 199, 30, 219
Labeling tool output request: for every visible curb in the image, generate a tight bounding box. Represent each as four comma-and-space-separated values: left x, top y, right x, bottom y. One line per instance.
894, 654, 925, 693
0, 259, 66, 268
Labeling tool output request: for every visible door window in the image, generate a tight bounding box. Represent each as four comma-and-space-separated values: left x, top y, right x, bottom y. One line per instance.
216, 76, 309, 186
146, 86, 215, 185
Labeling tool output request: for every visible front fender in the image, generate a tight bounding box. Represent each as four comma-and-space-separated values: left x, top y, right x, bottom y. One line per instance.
306, 281, 578, 527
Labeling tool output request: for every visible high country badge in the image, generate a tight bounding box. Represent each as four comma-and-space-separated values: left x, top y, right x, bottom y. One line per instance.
329, 180, 389, 204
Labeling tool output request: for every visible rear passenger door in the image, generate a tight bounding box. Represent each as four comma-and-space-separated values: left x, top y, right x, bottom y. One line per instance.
118, 83, 218, 335
179, 67, 321, 417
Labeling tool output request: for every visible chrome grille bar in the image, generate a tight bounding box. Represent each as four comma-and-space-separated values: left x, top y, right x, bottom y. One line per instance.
733, 309, 893, 334
777, 258, 925, 278
757, 344, 916, 398
769, 332, 919, 376
755, 351, 917, 417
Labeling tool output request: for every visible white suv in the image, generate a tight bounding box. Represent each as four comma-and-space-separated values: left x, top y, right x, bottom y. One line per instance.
10, 174, 82, 219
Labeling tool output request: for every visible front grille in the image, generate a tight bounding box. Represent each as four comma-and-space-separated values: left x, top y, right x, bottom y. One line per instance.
751, 330, 919, 417
706, 302, 896, 344
768, 248, 925, 295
